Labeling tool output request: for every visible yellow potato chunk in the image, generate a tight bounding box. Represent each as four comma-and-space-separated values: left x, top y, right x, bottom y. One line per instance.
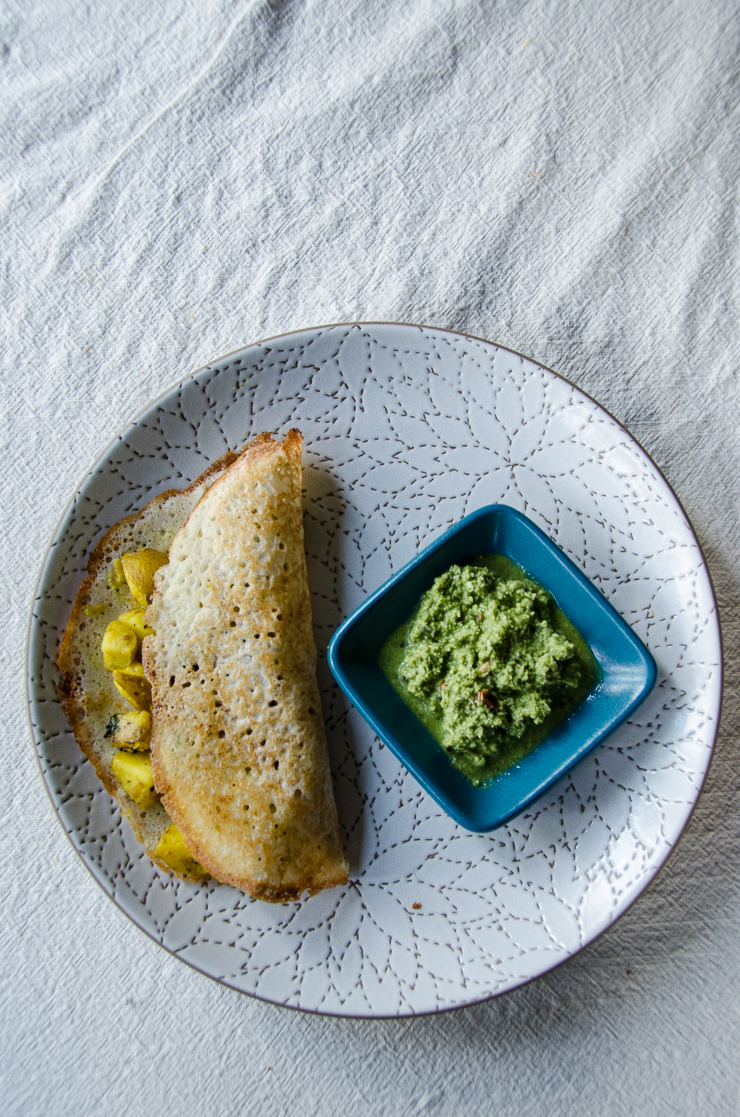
112, 662, 152, 710
121, 549, 169, 607
117, 608, 155, 646
155, 825, 208, 878
101, 620, 138, 671
112, 710, 151, 750
111, 750, 158, 808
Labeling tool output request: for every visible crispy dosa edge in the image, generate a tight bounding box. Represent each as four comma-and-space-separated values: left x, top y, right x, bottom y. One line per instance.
56, 448, 239, 878
145, 430, 349, 902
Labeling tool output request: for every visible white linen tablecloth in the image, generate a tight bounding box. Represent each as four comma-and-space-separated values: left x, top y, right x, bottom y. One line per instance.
2, 1, 739, 1113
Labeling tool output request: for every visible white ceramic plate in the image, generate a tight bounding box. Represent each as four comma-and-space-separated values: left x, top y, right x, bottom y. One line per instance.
27, 323, 721, 1017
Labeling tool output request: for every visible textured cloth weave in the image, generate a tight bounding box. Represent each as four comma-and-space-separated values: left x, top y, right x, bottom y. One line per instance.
2, 1, 739, 1114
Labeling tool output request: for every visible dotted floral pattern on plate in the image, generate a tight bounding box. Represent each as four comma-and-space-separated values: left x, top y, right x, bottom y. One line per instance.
27, 323, 721, 1017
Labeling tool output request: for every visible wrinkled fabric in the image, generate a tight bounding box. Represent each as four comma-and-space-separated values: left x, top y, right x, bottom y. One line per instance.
2, 1, 739, 1114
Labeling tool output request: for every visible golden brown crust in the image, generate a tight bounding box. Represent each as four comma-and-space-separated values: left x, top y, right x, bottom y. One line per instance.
145, 429, 349, 902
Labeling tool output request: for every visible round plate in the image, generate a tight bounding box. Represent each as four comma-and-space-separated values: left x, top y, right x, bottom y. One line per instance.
27, 323, 721, 1017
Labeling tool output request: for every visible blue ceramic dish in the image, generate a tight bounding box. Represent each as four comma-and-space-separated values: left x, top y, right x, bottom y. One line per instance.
327, 505, 657, 833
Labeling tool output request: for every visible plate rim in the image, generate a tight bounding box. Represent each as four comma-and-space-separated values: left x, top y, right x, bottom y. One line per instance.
25, 321, 725, 1018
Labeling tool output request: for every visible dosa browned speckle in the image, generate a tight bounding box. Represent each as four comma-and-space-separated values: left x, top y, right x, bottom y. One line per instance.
144, 430, 348, 902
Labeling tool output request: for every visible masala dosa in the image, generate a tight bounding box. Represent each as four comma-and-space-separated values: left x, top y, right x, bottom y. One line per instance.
144, 430, 349, 902
56, 451, 239, 879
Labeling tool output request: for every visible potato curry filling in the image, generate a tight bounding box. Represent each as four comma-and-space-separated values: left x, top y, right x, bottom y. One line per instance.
103, 547, 205, 877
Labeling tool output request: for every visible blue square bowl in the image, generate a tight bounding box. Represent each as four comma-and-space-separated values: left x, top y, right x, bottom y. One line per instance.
327, 505, 657, 833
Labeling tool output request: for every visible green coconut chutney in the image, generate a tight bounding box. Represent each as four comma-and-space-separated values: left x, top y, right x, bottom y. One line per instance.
379, 555, 599, 786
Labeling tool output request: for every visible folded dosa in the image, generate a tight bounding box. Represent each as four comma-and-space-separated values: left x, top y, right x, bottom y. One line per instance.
56, 451, 239, 878
144, 430, 349, 902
